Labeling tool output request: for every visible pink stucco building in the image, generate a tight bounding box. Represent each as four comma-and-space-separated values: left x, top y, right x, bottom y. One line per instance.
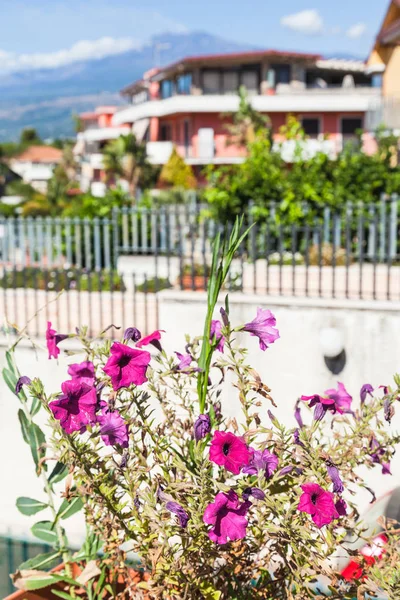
112, 49, 381, 173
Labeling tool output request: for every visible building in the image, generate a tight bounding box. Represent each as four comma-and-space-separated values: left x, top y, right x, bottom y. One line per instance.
10, 145, 63, 193
73, 106, 130, 197
112, 49, 380, 170
367, 0, 400, 131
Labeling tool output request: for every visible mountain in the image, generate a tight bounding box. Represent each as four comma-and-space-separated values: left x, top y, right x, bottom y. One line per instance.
0, 32, 256, 142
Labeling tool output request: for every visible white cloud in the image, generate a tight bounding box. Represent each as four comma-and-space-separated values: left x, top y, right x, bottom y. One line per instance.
0, 37, 141, 74
346, 22, 367, 39
280, 9, 324, 35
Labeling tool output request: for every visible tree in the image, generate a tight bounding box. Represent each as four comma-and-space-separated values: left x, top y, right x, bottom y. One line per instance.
103, 133, 151, 199
224, 86, 270, 148
159, 146, 196, 189
19, 127, 42, 146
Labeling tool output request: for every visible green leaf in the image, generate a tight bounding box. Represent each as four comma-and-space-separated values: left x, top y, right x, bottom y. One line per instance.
2, 367, 17, 394
53, 591, 77, 600
56, 497, 83, 521
31, 521, 58, 544
30, 396, 42, 416
49, 461, 68, 485
19, 550, 60, 571
23, 574, 58, 591
18, 409, 30, 444
5, 350, 15, 374
199, 580, 222, 599
16, 496, 48, 516
28, 423, 46, 472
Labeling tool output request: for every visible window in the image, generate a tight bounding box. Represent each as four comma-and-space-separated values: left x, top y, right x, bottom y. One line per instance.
183, 120, 190, 155
301, 118, 320, 138
271, 64, 291, 85
241, 70, 259, 93
161, 80, 174, 99
341, 117, 363, 136
203, 70, 220, 94
160, 123, 172, 142
177, 73, 192, 95
222, 70, 239, 93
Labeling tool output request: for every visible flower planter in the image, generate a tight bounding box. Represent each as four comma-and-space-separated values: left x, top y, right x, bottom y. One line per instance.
5, 563, 148, 600
179, 274, 207, 290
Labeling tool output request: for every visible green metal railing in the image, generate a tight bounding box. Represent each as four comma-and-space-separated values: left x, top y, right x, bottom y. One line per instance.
0, 536, 52, 597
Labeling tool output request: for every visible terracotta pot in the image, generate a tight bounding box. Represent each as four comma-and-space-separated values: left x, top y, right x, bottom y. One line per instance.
179, 274, 207, 291
5, 563, 148, 599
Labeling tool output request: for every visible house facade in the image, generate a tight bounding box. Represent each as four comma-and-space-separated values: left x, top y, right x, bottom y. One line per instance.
367, 0, 400, 131
10, 145, 63, 193
111, 49, 380, 171
73, 106, 130, 196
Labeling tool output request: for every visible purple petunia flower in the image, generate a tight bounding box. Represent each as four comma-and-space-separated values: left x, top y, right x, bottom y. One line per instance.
294, 400, 303, 428
124, 327, 141, 342
136, 330, 164, 351
166, 501, 189, 528
209, 431, 251, 475
241, 308, 280, 351
220, 306, 229, 327
335, 498, 347, 516
384, 398, 394, 424
103, 342, 151, 391
97, 408, 129, 448
293, 429, 304, 447
203, 490, 251, 544
298, 483, 339, 528
175, 352, 193, 370
49, 380, 97, 434
326, 461, 344, 494
369, 438, 392, 475
68, 361, 95, 385
15, 376, 32, 395
242, 448, 278, 479
382, 462, 392, 475
194, 414, 211, 441
242, 487, 265, 501
301, 382, 352, 421
46, 321, 68, 360
360, 384, 374, 404
210, 320, 225, 353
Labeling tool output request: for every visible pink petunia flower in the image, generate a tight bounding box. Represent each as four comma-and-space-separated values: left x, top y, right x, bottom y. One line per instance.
203, 490, 251, 544
68, 361, 95, 385
242, 308, 280, 351
324, 382, 352, 414
175, 352, 193, 370
46, 321, 68, 360
136, 330, 165, 351
301, 382, 352, 421
242, 448, 278, 478
49, 380, 97, 434
210, 320, 225, 353
103, 342, 151, 391
298, 483, 339, 528
209, 431, 251, 475
97, 408, 129, 448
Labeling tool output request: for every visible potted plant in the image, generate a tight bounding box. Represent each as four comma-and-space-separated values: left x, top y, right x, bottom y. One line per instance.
4, 219, 400, 599
179, 262, 210, 290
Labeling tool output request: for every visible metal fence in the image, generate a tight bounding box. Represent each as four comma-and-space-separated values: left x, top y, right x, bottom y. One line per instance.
1, 198, 400, 337
0, 536, 53, 597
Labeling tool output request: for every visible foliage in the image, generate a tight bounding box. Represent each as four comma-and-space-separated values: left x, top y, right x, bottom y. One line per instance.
224, 86, 270, 147
2, 267, 125, 292
6, 223, 400, 599
20, 127, 42, 146
103, 133, 154, 198
204, 117, 400, 225
159, 146, 196, 189
62, 187, 131, 219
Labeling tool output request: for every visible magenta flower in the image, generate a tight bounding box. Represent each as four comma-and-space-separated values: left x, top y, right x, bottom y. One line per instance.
136, 330, 164, 351
209, 431, 251, 475
298, 483, 339, 528
203, 490, 251, 544
301, 382, 352, 421
360, 384, 374, 404
210, 320, 225, 352
103, 342, 151, 390
175, 352, 193, 370
15, 376, 32, 395
241, 308, 279, 351
68, 361, 95, 384
335, 498, 347, 516
194, 414, 211, 441
243, 448, 278, 478
166, 501, 189, 528
97, 408, 129, 448
325, 382, 352, 414
49, 380, 97, 434
46, 321, 68, 359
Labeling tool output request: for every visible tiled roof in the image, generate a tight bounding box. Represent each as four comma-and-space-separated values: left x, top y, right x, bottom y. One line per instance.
14, 145, 63, 163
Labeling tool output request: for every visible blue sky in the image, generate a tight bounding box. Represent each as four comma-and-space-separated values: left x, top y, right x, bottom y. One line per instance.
0, 0, 389, 72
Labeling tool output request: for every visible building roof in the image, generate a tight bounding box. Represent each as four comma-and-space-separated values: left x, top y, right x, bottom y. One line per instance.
121, 48, 322, 95
13, 145, 63, 164
316, 58, 367, 72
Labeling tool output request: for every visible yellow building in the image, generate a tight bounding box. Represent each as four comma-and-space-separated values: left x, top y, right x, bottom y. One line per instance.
368, 0, 400, 99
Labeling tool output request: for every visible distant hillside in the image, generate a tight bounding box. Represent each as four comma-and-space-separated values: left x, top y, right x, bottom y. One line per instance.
0, 32, 256, 141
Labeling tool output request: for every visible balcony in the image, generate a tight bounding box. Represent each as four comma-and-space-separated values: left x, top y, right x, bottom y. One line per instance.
146, 141, 174, 164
